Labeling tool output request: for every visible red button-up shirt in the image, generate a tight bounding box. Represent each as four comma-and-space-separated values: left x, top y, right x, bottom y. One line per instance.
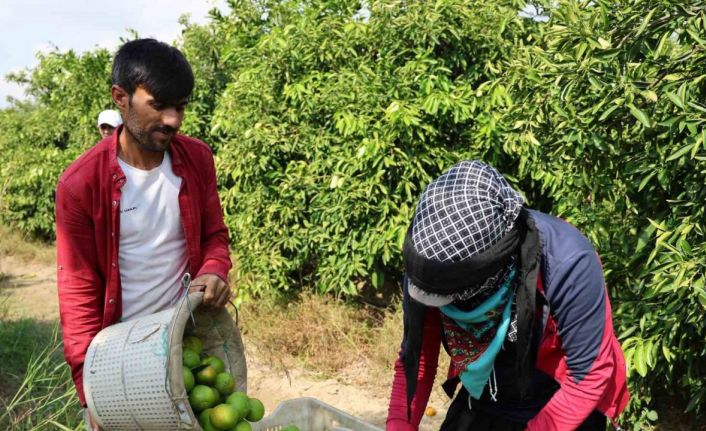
55, 128, 232, 405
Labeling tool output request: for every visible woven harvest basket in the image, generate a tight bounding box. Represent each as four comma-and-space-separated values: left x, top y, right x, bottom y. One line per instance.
83, 291, 246, 430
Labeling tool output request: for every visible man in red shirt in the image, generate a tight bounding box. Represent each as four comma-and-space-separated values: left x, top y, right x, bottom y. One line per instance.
55, 39, 235, 430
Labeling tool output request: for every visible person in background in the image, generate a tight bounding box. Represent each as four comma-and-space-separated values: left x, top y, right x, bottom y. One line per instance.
386, 161, 629, 431
56, 39, 239, 431
96, 109, 122, 138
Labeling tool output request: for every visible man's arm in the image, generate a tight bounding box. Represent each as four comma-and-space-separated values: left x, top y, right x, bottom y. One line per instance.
55, 180, 104, 406
527, 251, 614, 430
195, 150, 232, 282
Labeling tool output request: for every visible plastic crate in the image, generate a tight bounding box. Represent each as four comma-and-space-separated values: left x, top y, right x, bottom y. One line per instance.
251, 398, 383, 431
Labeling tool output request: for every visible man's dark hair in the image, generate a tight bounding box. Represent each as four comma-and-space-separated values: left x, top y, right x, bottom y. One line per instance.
112, 38, 194, 105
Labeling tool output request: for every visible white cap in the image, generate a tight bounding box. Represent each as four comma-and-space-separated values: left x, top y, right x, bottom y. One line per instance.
97, 110, 123, 127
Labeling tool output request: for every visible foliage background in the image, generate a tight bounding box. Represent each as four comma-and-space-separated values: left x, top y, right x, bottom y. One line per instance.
1, 0, 704, 427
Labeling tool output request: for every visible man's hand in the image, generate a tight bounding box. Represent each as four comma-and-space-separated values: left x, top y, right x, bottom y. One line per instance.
188, 273, 231, 308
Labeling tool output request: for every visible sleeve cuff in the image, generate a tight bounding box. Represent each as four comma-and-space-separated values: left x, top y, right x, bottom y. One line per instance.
386, 419, 417, 431
195, 261, 229, 283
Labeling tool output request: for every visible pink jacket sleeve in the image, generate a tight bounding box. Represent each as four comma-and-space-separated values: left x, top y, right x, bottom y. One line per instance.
56, 180, 103, 406
387, 308, 442, 430
194, 150, 232, 281
528, 253, 620, 430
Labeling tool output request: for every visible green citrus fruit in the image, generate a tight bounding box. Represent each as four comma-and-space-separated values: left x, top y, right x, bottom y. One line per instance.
225, 392, 250, 418
281, 426, 300, 431
183, 366, 195, 392
210, 403, 240, 430
246, 398, 265, 422
189, 385, 219, 412
199, 411, 219, 431
202, 355, 226, 373
198, 409, 212, 427
195, 365, 218, 386
211, 386, 222, 404
183, 349, 201, 369
215, 372, 235, 397
231, 421, 252, 431
183, 335, 203, 355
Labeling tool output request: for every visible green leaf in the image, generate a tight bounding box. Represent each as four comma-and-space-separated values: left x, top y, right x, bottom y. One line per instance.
634, 342, 648, 377
618, 326, 637, 340
642, 90, 658, 103
636, 8, 656, 36
666, 143, 695, 161
598, 104, 619, 121
662, 343, 673, 363
638, 171, 656, 191
628, 104, 651, 127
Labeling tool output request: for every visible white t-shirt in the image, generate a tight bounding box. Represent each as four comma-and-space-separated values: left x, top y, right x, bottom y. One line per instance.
117, 152, 189, 321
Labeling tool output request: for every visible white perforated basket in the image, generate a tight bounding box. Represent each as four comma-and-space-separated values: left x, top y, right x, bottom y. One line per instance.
250, 398, 383, 431
83, 291, 247, 430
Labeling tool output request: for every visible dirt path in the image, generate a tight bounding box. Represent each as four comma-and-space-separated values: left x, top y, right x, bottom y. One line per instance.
0, 255, 58, 321
0, 252, 447, 430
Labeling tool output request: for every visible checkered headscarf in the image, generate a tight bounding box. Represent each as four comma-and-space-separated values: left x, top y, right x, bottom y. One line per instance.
407, 161, 524, 306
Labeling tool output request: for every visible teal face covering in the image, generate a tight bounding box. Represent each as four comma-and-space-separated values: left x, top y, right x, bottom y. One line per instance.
440, 268, 516, 399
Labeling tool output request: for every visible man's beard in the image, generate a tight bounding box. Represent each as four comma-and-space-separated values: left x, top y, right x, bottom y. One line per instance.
124, 107, 176, 153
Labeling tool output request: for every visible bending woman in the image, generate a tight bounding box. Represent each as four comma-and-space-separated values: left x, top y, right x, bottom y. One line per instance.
386, 161, 629, 431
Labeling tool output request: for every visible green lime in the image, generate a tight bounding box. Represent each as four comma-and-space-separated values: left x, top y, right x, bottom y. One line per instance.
210, 403, 240, 429
198, 408, 212, 427
281, 426, 300, 431
211, 386, 222, 403
189, 385, 219, 412
215, 372, 236, 396
199, 409, 220, 431
231, 421, 252, 431
195, 365, 218, 386
202, 355, 226, 373
183, 335, 203, 355
226, 392, 250, 418
183, 349, 201, 369
246, 398, 265, 422
183, 366, 195, 392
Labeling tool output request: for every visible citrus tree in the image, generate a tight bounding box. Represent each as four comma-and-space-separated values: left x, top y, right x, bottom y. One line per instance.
211, 0, 534, 296
0, 49, 113, 238
501, 0, 706, 421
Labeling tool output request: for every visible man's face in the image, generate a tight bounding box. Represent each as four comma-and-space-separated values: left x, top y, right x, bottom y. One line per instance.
98, 124, 115, 138
121, 86, 188, 153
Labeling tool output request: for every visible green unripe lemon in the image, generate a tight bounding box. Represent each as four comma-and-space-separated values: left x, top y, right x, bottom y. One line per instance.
226, 392, 250, 418
183, 349, 201, 369
198, 408, 211, 427
189, 385, 219, 412
215, 372, 236, 397
182, 335, 203, 356
195, 365, 218, 386
210, 403, 240, 430
183, 366, 195, 392
246, 398, 265, 422
231, 421, 252, 431
202, 355, 226, 374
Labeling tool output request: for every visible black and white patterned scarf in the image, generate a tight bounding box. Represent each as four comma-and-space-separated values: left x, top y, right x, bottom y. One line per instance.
406, 160, 524, 307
